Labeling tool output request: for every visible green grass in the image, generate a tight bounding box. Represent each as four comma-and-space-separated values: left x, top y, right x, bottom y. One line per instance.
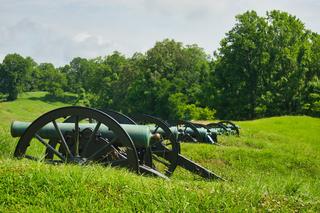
0, 92, 71, 158
0, 92, 319, 212
0, 92, 72, 122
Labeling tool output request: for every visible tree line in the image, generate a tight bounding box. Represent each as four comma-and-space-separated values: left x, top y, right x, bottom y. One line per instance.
0, 10, 319, 120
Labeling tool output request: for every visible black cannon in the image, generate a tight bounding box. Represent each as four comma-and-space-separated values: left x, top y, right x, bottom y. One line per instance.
11, 106, 223, 180
162, 120, 240, 145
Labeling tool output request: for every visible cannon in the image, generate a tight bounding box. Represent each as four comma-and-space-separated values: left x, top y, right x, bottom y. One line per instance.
206, 121, 240, 136
99, 109, 238, 145
173, 120, 218, 144
169, 120, 240, 144
11, 106, 223, 180
89, 111, 222, 179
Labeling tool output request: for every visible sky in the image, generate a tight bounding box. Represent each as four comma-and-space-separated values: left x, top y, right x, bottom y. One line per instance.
0, 0, 319, 66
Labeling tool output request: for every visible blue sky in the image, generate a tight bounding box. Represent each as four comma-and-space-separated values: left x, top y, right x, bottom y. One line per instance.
0, 0, 319, 66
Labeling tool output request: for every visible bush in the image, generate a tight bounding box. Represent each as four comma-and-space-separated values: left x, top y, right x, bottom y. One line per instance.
47, 83, 65, 99
168, 93, 215, 120
74, 88, 90, 107
198, 107, 216, 120
7, 88, 18, 101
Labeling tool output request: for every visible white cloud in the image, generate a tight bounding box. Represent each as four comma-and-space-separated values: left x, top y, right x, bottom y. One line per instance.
0, 19, 116, 66
73, 32, 92, 43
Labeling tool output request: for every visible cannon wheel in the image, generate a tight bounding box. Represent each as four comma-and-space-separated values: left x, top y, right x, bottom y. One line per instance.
131, 114, 180, 177
45, 109, 168, 179
206, 122, 229, 136
47, 109, 138, 158
218, 121, 240, 136
175, 120, 202, 142
206, 122, 228, 132
14, 106, 140, 173
190, 122, 218, 144
101, 109, 137, 124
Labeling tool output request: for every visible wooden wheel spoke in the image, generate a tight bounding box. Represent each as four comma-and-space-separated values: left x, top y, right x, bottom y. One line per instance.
74, 116, 80, 157
24, 154, 39, 161
82, 121, 101, 156
109, 159, 128, 167
152, 155, 170, 167
153, 125, 160, 134
152, 150, 168, 154
35, 134, 66, 161
206, 135, 215, 144
52, 120, 73, 158
87, 136, 117, 161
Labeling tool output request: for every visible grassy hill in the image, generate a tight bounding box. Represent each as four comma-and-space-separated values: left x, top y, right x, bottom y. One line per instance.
0, 92, 319, 211
0, 92, 72, 158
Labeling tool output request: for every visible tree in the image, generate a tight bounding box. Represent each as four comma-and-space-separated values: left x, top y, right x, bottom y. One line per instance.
263, 10, 310, 116
302, 76, 320, 116
61, 57, 95, 93
38, 63, 67, 98
213, 11, 269, 119
126, 39, 213, 120
213, 10, 313, 119
301, 33, 320, 116
0, 63, 4, 95
1, 53, 31, 100
96, 52, 129, 110
23, 57, 39, 92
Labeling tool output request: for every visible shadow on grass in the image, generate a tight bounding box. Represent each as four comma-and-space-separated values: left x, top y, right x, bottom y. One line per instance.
29, 93, 78, 104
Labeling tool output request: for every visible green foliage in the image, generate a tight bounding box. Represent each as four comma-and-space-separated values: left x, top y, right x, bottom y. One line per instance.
213, 11, 269, 119
213, 10, 319, 119
74, 88, 90, 107
302, 76, 320, 116
89, 52, 127, 109
125, 39, 214, 119
263, 11, 310, 115
0, 53, 32, 100
23, 57, 39, 92
168, 93, 215, 120
37, 63, 67, 99
61, 57, 90, 93
178, 104, 215, 120
47, 87, 64, 99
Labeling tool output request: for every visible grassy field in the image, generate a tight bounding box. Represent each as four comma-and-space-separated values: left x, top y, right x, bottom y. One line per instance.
0, 92, 319, 212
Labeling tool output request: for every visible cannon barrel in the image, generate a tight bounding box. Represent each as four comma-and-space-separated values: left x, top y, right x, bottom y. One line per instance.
169, 127, 210, 141
11, 121, 152, 148
148, 125, 213, 143
144, 125, 211, 142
